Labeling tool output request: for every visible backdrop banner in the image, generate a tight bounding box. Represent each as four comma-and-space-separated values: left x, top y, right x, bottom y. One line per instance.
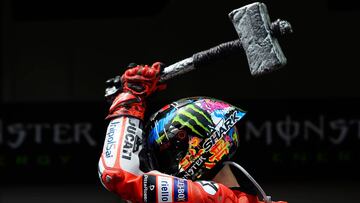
0, 99, 359, 184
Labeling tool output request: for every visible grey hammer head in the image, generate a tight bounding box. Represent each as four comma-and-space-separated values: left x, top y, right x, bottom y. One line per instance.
229, 2, 293, 76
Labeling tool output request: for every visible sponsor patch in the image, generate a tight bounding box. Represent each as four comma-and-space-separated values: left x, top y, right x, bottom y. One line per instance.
197, 181, 219, 195
120, 118, 143, 175
103, 118, 122, 167
157, 176, 173, 203
121, 118, 137, 160
174, 178, 188, 202
143, 174, 156, 203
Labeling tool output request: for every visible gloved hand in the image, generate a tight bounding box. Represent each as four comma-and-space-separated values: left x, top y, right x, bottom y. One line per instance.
121, 62, 166, 97
106, 62, 166, 120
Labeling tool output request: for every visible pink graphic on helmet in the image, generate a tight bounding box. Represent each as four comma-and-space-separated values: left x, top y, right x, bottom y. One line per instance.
199, 99, 231, 113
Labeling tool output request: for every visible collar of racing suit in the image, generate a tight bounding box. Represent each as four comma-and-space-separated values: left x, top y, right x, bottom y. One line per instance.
224, 161, 272, 203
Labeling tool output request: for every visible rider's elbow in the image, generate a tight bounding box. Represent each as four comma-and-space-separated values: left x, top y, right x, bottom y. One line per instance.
98, 158, 124, 192
98, 158, 109, 191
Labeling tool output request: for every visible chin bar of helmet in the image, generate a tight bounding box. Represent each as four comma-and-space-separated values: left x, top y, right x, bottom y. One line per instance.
223, 161, 272, 203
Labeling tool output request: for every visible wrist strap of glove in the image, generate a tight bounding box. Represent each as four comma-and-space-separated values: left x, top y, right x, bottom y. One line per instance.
106, 92, 146, 120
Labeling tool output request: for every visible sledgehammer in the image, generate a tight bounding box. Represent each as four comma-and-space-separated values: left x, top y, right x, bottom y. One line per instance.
159, 2, 293, 81
105, 2, 293, 99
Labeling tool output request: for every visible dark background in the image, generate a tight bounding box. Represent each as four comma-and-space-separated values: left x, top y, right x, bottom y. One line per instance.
1, 0, 360, 202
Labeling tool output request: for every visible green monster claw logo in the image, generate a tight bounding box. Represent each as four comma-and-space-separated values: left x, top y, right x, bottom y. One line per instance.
171, 104, 213, 137
156, 104, 214, 143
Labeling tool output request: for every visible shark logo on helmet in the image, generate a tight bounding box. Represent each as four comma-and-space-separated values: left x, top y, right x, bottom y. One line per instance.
202, 110, 242, 151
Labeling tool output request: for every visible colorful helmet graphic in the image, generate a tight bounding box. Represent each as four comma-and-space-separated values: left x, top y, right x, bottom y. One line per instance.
143, 97, 246, 180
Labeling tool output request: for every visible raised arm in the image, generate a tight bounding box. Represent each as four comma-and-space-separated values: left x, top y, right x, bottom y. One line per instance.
98, 62, 165, 200
98, 63, 278, 203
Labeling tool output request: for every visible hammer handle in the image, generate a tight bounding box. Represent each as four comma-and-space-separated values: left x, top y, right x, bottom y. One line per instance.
159, 39, 241, 82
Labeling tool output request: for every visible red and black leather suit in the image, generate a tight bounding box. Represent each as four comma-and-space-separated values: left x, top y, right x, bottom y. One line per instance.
98, 63, 287, 203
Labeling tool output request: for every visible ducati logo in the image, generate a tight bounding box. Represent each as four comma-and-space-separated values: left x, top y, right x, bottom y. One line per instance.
121, 119, 136, 160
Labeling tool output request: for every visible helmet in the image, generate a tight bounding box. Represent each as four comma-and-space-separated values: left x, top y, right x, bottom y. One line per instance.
142, 97, 246, 180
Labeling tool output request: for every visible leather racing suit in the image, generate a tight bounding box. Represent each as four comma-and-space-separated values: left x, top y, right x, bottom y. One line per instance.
98, 63, 287, 203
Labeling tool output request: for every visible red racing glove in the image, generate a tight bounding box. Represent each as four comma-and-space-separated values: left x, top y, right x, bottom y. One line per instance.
107, 62, 166, 120
121, 62, 166, 97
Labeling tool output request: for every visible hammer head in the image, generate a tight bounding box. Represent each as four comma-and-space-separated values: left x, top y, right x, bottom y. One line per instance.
229, 2, 291, 76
